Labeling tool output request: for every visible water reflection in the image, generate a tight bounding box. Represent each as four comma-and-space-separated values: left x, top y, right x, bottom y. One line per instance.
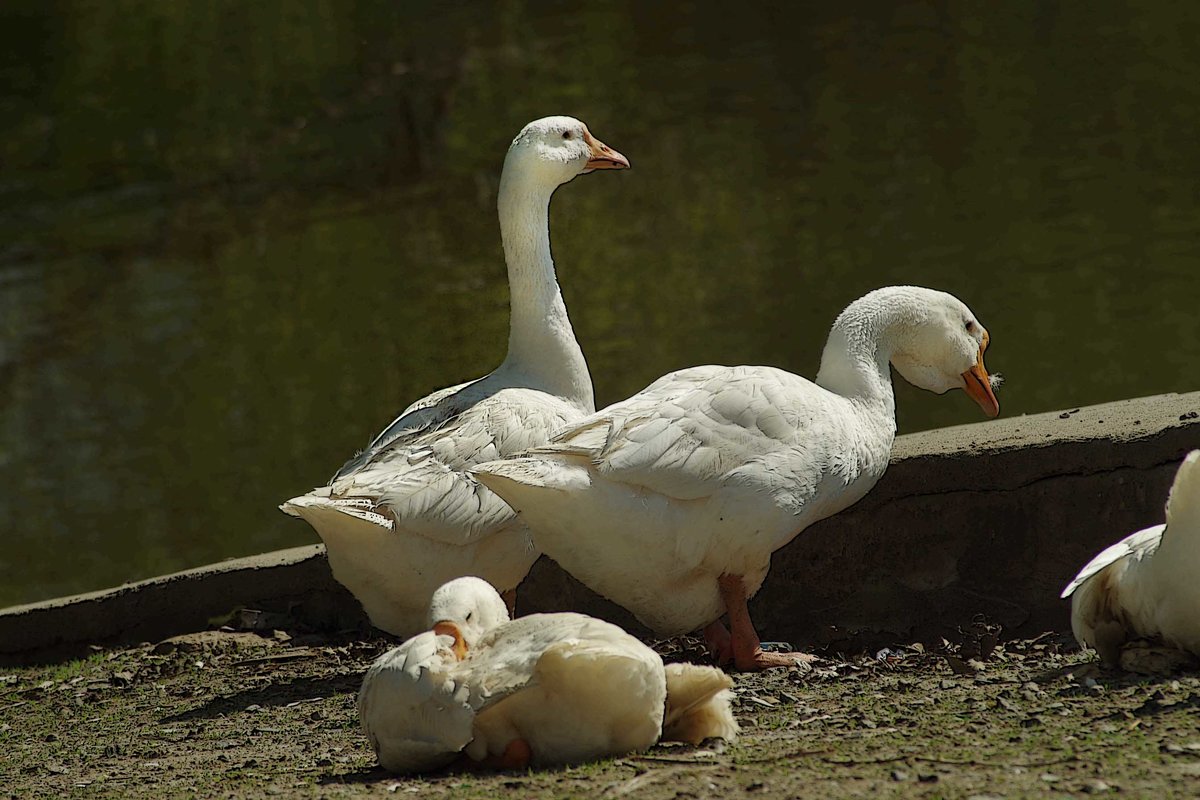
1, 0, 1196, 605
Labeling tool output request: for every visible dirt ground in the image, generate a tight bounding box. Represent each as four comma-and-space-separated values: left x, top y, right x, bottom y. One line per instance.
3, 619, 1200, 799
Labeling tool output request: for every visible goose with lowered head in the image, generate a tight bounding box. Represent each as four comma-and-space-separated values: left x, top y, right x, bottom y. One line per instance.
358, 577, 738, 772
473, 286, 1001, 671
1061, 450, 1200, 669
281, 117, 628, 636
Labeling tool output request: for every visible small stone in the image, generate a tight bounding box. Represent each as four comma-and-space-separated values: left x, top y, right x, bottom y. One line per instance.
1081, 779, 1111, 794
1041, 773, 1061, 783
890, 769, 909, 781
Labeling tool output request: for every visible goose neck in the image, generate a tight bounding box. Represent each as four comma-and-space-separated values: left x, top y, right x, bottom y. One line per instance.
814, 298, 899, 422
496, 174, 594, 412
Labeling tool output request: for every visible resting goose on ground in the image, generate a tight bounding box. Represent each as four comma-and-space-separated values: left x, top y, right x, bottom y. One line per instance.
281, 117, 628, 636
358, 577, 737, 772
1061, 450, 1200, 668
472, 286, 1001, 671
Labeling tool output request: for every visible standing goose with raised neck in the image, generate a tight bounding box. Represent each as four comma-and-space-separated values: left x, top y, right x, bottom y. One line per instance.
281, 116, 628, 637
473, 286, 1000, 671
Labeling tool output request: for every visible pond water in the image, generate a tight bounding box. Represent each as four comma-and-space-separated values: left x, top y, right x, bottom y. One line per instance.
2, 1, 1197, 606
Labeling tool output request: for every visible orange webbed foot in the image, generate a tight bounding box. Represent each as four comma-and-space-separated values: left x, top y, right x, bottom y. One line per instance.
478, 738, 532, 771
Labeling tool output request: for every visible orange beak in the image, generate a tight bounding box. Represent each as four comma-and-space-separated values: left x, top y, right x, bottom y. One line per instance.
433, 621, 469, 660
961, 330, 999, 418
582, 128, 630, 172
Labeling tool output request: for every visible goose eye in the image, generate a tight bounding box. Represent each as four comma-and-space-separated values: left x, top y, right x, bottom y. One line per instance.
562, 130, 573, 140
465, 611, 473, 622
965, 320, 977, 333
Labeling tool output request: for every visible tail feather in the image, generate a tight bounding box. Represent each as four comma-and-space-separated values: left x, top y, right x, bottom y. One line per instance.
280, 493, 395, 531
661, 663, 738, 744
471, 457, 592, 501
1166, 450, 1200, 535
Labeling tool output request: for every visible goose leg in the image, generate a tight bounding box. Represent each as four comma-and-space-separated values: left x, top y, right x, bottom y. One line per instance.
703, 621, 734, 665
718, 574, 815, 671
501, 588, 517, 618
467, 737, 533, 771
493, 738, 532, 770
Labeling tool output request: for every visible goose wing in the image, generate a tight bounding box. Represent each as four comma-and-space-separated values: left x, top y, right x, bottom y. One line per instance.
357, 632, 477, 771
320, 389, 579, 544
532, 365, 822, 501
1060, 524, 1165, 599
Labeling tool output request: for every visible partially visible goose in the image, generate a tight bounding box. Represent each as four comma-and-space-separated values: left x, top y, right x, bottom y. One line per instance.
1061, 450, 1200, 668
358, 577, 738, 772
356, 630, 473, 773
473, 286, 1001, 671
281, 117, 628, 636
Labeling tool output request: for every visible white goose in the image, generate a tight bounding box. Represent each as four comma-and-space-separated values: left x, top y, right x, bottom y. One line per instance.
1061, 450, 1200, 668
281, 117, 628, 636
473, 286, 1000, 671
358, 577, 738, 772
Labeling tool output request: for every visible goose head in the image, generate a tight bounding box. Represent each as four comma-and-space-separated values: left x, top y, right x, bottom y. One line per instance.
885, 288, 1001, 417
427, 576, 511, 660
504, 116, 629, 189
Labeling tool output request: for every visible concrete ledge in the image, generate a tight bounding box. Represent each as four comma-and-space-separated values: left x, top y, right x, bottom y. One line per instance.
4, 392, 1199, 665
0, 546, 366, 666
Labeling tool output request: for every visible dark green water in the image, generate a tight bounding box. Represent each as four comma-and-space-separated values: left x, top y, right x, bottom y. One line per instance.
2, 1, 1197, 606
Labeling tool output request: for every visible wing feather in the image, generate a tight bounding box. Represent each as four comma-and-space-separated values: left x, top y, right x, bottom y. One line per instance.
451, 613, 636, 711
318, 390, 579, 545
533, 366, 817, 501
357, 633, 476, 772
1061, 524, 1165, 599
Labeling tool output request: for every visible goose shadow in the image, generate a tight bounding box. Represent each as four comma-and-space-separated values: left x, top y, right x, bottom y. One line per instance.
159, 672, 360, 723
316, 756, 519, 788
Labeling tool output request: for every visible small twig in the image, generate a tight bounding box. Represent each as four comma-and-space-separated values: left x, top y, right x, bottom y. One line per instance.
605, 764, 718, 798
741, 747, 833, 764
626, 755, 722, 765
824, 754, 907, 766
824, 753, 1080, 769
231, 650, 315, 667
1024, 631, 1057, 647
